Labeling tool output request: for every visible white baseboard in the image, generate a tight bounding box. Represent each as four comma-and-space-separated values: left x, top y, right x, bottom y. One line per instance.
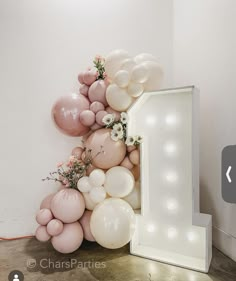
213, 226, 236, 261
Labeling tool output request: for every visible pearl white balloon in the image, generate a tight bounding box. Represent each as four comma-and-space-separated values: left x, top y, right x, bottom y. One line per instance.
121, 58, 136, 73
77, 176, 92, 192
127, 82, 144, 98
134, 53, 158, 64
123, 181, 141, 210
114, 70, 130, 88
105, 166, 134, 198
89, 169, 106, 187
90, 198, 136, 249
142, 61, 164, 91
105, 49, 130, 79
82, 192, 97, 210
106, 84, 133, 112
131, 64, 149, 83
89, 186, 107, 203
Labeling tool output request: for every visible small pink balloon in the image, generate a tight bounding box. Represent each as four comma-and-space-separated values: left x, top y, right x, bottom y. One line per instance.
90, 122, 102, 131
106, 107, 121, 121
36, 209, 53, 226
79, 110, 96, 127
129, 149, 140, 165
90, 101, 105, 113
78, 72, 85, 84
79, 211, 95, 242
52, 93, 90, 137
79, 84, 89, 96
96, 110, 108, 126
85, 128, 126, 169
51, 222, 83, 253
83, 70, 97, 86
47, 219, 64, 236
71, 147, 84, 159
35, 225, 51, 242
120, 156, 134, 170
51, 189, 85, 223
88, 80, 108, 106
127, 145, 136, 152
40, 193, 56, 210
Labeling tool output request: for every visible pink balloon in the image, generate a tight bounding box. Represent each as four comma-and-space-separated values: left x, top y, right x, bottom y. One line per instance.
52, 93, 90, 137
120, 156, 134, 170
127, 145, 136, 152
47, 219, 64, 236
71, 147, 84, 159
40, 193, 56, 210
83, 70, 97, 86
129, 149, 140, 165
85, 128, 126, 169
36, 209, 53, 226
106, 107, 121, 121
96, 110, 108, 126
51, 222, 83, 253
35, 225, 51, 242
90, 101, 105, 113
88, 80, 108, 106
79, 210, 95, 242
90, 122, 102, 131
51, 189, 85, 223
79, 110, 96, 127
86, 164, 96, 176
78, 72, 85, 84
79, 84, 89, 96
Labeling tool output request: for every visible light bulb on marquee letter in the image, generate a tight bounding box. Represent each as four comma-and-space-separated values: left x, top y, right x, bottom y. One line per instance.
128, 86, 212, 272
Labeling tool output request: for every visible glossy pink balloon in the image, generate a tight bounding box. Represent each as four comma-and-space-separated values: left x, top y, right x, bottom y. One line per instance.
88, 80, 108, 106
36, 209, 53, 226
79, 84, 89, 96
96, 110, 108, 126
71, 147, 84, 159
90, 101, 105, 113
36, 226, 51, 242
79, 110, 96, 127
52, 93, 90, 137
90, 122, 102, 131
78, 72, 85, 84
120, 156, 134, 170
47, 219, 64, 236
85, 128, 126, 169
83, 70, 97, 86
106, 106, 121, 121
79, 210, 96, 242
40, 193, 56, 210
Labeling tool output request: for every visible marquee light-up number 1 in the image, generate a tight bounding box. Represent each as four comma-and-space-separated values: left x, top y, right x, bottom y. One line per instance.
128, 86, 212, 272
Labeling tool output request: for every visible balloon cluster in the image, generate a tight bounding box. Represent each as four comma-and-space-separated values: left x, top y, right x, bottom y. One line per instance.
36, 50, 163, 254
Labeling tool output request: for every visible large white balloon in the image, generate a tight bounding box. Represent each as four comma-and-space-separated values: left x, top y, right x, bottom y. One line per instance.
123, 181, 141, 210
89, 186, 106, 203
104, 166, 135, 198
134, 53, 158, 64
142, 61, 164, 91
114, 70, 130, 88
131, 64, 149, 83
77, 176, 92, 192
106, 84, 133, 112
90, 198, 136, 249
121, 58, 136, 73
89, 169, 105, 187
105, 49, 130, 79
127, 82, 144, 98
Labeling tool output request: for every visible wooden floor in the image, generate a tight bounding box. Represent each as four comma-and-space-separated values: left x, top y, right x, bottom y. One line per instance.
0, 238, 236, 281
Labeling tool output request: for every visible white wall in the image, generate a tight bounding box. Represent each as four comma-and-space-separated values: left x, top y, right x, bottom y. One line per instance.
173, 0, 236, 261
0, 0, 173, 237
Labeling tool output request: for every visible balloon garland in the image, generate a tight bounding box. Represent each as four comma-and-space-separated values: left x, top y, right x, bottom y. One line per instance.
35, 49, 163, 253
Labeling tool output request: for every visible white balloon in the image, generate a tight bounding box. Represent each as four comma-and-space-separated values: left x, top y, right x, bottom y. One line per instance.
90, 198, 136, 249
142, 61, 164, 91
89, 186, 107, 204
123, 181, 141, 210
134, 53, 158, 64
82, 192, 97, 210
105, 49, 130, 79
77, 176, 92, 192
105, 166, 134, 198
106, 84, 133, 112
127, 82, 144, 98
89, 169, 106, 187
131, 64, 149, 83
121, 58, 136, 73
114, 70, 130, 88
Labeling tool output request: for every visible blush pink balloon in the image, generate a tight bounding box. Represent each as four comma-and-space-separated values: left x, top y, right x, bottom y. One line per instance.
90, 101, 105, 113
79, 210, 95, 242
35, 226, 51, 242
51, 189, 85, 223
96, 110, 108, 126
91, 122, 102, 131
120, 156, 134, 170
47, 219, 64, 236
86, 164, 96, 176
79, 110, 96, 127
36, 209, 53, 226
127, 145, 136, 152
79, 84, 89, 96
83, 70, 97, 86
40, 193, 56, 210
52, 93, 90, 137
51, 222, 83, 253
85, 128, 126, 169
129, 149, 140, 165
78, 72, 85, 84
71, 147, 84, 159
106, 106, 121, 121
88, 80, 108, 106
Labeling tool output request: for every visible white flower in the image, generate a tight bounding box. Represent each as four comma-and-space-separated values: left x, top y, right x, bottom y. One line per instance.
102, 114, 114, 126
120, 112, 128, 124
113, 123, 123, 133
135, 135, 143, 143
125, 136, 135, 146
111, 130, 120, 141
